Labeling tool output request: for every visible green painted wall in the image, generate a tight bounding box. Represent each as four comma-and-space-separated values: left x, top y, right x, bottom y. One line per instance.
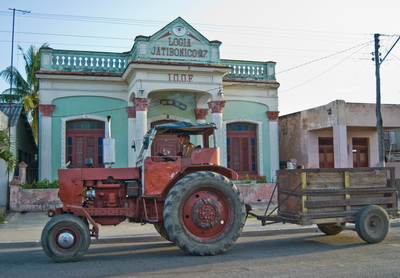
51, 96, 128, 180
148, 91, 197, 122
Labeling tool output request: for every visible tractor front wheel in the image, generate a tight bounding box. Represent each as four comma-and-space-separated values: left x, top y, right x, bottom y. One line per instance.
163, 171, 246, 255
41, 214, 91, 262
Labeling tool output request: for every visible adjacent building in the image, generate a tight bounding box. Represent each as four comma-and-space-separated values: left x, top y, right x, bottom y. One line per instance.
0, 104, 37, 212
279, 100, 400, 173
36, 17, 280, 182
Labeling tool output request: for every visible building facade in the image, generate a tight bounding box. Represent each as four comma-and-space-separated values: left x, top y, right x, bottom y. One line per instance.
279, 100, 400, 172
36, 17, 280, 182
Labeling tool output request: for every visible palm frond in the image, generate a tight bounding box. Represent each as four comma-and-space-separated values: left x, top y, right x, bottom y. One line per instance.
0, 129, 16, 172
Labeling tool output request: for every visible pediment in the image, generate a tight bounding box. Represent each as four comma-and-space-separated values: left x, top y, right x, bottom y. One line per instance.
133, 17, 221, 64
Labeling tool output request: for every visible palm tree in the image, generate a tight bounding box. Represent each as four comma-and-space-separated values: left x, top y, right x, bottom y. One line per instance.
0, 129, 16, 172
0, 43, 48, 143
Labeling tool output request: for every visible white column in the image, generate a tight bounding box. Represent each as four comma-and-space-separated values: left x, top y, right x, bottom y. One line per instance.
333, 124, 348, 168
133, 98, 150, 152
126, 106, 136, 166
38, 105, 55, 181
208, 101, 226, 165
267, 111, 280, 181
194, 108, 208, 147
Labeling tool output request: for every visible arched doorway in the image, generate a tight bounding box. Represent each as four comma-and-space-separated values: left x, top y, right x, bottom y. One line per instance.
66, 120, 105, 168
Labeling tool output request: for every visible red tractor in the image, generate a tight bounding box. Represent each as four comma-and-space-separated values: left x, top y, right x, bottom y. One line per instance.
41, 122, 246, 262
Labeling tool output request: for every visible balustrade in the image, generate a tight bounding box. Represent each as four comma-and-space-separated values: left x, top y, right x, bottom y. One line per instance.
41, 49, 128, 74
221, 59, 276, 81
40, 49, 275, 81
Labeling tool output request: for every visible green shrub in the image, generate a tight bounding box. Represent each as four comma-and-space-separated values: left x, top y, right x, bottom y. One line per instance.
240, 174, 252, 184
256, 176, 267, 183
20, 179, 59, 189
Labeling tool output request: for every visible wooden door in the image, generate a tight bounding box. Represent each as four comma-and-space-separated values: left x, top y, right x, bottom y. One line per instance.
353, 138, 369, 167
227, 123, 257, 176
66, 120, 104, 168
319, 137, 334, 168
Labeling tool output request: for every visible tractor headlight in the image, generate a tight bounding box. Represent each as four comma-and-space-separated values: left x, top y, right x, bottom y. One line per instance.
86, 188, 96, 200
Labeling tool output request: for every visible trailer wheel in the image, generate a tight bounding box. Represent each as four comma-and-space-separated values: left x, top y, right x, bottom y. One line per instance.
41, 214, 91, 262
154, 222, 171, 242
164, 171, 246, 255
317, 223, 345, 235
355, 205, 389, 243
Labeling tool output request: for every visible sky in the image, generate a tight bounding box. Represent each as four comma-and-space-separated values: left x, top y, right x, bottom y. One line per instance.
1, 0, 400, 115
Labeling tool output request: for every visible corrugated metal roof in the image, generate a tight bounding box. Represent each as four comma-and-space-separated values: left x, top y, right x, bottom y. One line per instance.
0, 103, 23, 127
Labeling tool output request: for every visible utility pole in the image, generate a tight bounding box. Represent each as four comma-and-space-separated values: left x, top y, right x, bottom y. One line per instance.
6, 8, 30, 211
9, 8, 31, 101
374, 33, 384, 167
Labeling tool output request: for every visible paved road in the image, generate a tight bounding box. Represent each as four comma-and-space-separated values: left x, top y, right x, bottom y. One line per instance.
1, 226, 399, 278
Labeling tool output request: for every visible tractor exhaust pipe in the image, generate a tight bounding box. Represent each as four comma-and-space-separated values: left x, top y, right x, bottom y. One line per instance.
103, 116, 115, 168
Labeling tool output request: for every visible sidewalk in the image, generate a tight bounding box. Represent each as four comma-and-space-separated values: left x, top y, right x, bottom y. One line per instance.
1, 203, 399, 248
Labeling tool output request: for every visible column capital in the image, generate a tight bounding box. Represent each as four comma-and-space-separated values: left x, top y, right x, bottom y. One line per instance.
133, 98, 151, 112
194, 108, 209, 120
126, 106, 136, 118
267, 111, 280, 121
39, 104, 55, 117
208, 101, 226, 113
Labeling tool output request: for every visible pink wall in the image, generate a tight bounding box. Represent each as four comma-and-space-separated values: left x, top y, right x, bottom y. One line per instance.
10, 184, 61, 212
9, 181, 276, 212
236, 183, 277, 204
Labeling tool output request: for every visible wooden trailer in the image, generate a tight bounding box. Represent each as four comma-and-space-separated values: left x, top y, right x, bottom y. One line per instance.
250, 167, 398, 243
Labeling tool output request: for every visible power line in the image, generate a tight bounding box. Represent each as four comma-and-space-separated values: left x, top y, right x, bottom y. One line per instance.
279, 41, 369, 94
0, 11, 369, 44
276, 41, 372, 75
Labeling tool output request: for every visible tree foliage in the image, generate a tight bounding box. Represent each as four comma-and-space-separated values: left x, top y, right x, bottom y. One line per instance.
0, 43, 48, 143
0, 129, 16, 172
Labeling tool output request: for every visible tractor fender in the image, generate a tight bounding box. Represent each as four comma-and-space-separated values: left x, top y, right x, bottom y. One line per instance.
161, 165, 239, 198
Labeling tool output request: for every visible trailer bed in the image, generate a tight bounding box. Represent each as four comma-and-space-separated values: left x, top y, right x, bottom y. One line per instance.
249, 167, 398, 243
276, 167, 398, 225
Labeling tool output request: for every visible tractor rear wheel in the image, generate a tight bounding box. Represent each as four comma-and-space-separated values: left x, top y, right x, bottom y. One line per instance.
163, 171, 246, 255
154, 222, 171, 242
41, 214, 91, 262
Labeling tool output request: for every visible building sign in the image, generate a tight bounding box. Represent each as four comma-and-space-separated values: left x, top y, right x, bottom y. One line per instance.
168, 73, 193, 82
149, 22, 211, 62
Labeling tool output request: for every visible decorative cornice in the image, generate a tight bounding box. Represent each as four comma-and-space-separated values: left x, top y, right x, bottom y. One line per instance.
133, 98, 151, 112
126, 106, 136, 118
208, 101, 226, 113
39, 104, 55, 117
267, 111, 280, 121
194, 108, 208, 120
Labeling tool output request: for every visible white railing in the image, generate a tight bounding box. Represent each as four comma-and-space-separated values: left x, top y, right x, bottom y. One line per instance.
221, 59, 276, 81
41, 49, 128, 74
40, 49, 276, 81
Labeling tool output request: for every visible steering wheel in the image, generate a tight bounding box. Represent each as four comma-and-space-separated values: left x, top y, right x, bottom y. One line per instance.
156, 152, 175, 162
